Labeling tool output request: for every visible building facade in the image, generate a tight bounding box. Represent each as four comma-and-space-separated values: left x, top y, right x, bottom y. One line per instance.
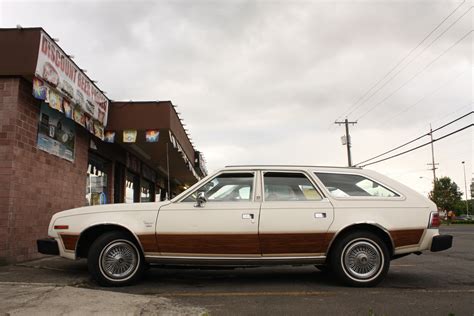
0, 28, 206, 263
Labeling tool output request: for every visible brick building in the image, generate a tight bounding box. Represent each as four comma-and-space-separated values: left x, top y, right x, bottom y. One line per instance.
0, 28, 206, 263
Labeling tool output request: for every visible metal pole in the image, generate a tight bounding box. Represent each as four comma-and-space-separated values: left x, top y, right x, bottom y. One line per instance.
345, 119, 352, 167
335, 118, 357, 167
462, 161, 469, 216
429, 124, 437, 182
166, 142, 171, 200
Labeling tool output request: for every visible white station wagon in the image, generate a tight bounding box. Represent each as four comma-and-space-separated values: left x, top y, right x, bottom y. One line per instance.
38, 165, 452, 287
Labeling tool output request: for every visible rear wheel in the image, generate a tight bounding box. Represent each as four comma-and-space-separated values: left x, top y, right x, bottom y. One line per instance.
88, 231, 144, 287
330, 231, 389, 287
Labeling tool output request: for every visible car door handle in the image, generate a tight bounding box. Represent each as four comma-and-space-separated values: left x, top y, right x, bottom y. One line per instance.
314, 212, 327, 219
242, 213, 254, 220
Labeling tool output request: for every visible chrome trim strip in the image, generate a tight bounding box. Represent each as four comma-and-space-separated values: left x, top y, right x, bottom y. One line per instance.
144, 254, 327, 265
145, 255, 326, 260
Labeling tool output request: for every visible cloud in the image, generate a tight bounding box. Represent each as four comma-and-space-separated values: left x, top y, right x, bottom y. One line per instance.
1, 0, 471, 196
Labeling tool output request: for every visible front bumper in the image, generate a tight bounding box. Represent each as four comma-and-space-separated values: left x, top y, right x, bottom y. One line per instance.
430, 234, 453, 252
37, 238, 59, 255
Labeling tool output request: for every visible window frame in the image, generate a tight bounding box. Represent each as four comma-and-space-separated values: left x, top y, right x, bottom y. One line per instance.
176, 170, 258, 203
261, 170, 326, 202
313, 171, 405, 201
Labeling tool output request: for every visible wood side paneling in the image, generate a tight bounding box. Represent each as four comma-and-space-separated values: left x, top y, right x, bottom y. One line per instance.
137, 234, 160, 253
259, 233, 334, 254
391, 229, 424, 248
60, 234, 79, 251
156, 234, 261, 254
155, 233, 333, 255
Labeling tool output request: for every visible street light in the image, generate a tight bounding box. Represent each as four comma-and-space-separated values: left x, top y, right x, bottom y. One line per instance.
462, 161, 469, 216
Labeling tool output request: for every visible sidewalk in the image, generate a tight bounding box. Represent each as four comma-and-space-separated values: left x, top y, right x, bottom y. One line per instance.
0, 283, 206, 315
0, 257, 207, 316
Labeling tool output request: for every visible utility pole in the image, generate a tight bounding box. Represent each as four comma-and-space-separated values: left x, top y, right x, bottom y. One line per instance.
462, 161, 469, 216
427, 124, 439, 184
335, 118, 357, 167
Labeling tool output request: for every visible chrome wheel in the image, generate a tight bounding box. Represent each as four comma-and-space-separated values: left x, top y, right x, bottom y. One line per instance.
342, 239, 382, 281
99, 240, 139, 281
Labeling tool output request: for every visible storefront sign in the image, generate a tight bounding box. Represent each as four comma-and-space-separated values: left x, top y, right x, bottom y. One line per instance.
33, 78, 47, 100
35, 31, 108, 125
47, 89, 63, 112
93, 122, 104, 140
195, 151, 208, 176
123, 130, 137, 143
62, 98, 72, 118
37, 103, 75, 162
145, 130, 160, 142
104, 131, 115, 143
73, 108, 85, 127
169, 131, 177, 148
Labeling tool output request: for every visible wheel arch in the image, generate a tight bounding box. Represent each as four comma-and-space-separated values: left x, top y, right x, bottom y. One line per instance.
76, 223, 144, 259
326, 223, 395, 259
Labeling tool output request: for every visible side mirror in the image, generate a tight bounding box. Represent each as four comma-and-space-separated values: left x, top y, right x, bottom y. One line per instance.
195, 192, 207, 207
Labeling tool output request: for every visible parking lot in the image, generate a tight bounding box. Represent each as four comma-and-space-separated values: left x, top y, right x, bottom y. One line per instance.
1, 225, 473, 315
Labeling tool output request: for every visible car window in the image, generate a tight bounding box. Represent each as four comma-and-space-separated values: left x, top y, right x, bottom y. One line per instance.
315, 173, 399, 198
263, 172, 322, 201
182, 172, 254, 202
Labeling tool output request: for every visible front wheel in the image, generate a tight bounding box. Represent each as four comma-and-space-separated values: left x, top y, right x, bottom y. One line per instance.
88, 231, 144, 287
330, 231, 390, 287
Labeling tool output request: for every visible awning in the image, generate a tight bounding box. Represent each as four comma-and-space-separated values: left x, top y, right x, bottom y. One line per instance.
106, 101, 205, 187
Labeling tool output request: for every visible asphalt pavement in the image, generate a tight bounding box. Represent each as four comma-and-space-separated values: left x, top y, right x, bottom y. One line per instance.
0, 225, 473, 315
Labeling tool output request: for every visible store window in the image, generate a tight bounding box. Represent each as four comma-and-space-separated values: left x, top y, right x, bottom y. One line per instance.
140, 179, 153, 202
155, 185, 162, 202
125, 172, 137, 203
86, 154, 109, 205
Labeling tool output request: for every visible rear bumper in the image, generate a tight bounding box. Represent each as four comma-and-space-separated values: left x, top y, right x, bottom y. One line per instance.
37, 238, 59, 255
430, 234, 453, 252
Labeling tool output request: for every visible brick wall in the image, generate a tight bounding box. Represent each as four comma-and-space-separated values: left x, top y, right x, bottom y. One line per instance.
0, 77, 89, 263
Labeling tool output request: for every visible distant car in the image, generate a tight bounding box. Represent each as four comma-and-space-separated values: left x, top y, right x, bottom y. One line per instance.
454, 214, 473, 221
37, 165, 453, 287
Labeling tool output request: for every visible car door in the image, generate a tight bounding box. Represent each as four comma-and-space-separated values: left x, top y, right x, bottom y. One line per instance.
156, 171, 261, 256
258, 170, 334, 256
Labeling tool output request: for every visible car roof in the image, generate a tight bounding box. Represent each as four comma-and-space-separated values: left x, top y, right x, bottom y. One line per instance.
223, 165, 363, 172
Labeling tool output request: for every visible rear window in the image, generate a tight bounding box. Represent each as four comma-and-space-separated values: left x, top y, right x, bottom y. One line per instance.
315, 173, 399, 198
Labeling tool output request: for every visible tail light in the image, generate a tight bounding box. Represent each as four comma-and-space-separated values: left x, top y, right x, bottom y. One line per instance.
428, 212, 441, 228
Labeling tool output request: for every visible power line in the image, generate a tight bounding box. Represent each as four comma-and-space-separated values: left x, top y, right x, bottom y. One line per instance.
356, 30, 472, 120
430, 102, 473, 126
334, 1, 467, 121
432, 110, 473, 133
347, 5, 472, 119
358, 124, 473, 167
376, 69, 469, 128
355, 110, 474, 166
356, 132, 428, 167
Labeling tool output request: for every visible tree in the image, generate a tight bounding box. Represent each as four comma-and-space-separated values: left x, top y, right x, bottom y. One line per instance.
453, 199, 472, 215
429, 176, 462, 211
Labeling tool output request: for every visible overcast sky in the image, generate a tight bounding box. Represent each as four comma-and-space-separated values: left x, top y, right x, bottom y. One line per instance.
1, 0, 472, 198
